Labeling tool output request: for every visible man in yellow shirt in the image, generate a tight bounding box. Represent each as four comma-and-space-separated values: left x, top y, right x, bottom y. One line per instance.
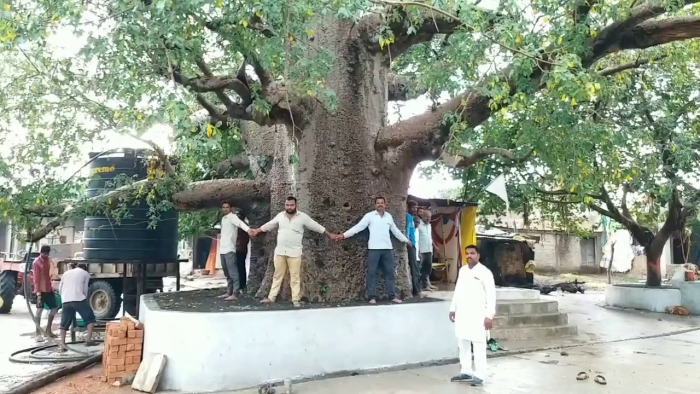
250, 196, 338, 307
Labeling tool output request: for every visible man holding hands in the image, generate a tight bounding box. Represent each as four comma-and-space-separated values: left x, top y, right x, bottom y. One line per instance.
250, 196, 338, 307
335, 196, 411, 304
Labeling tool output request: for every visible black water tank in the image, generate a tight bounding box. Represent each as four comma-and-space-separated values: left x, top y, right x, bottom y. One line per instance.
82, 149, 179, 261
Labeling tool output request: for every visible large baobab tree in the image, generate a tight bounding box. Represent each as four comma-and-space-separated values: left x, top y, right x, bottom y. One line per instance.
2, 0, 700, 300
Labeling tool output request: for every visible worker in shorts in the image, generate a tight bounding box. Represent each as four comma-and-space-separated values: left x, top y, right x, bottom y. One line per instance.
58, 262, 97, 347
33, 245, 59, 342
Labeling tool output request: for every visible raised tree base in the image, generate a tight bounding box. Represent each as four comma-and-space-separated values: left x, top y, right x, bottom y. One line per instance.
139, 291, 452, 392
604, 284, 681, 313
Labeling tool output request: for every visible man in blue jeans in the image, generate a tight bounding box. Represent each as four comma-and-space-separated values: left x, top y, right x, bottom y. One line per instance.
336, 196, 411, 304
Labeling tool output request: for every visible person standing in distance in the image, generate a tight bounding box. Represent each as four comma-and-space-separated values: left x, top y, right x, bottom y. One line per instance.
235, 210, 251, 294
406, 200, 421, 297
250, 196, 338, 307
33, 245, 59, 342
335, 196, 411, 304
449, 244, 496, 386
218, 201, 250, 301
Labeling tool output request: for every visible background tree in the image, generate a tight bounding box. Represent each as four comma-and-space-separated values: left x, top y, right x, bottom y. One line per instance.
2, 0, 700, 300
449, 44, 700, 286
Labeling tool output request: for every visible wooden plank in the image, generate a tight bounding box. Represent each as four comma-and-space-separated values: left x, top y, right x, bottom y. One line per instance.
132, 353, 167, 393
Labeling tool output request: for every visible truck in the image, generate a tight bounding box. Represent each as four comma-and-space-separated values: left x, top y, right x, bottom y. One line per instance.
53, 259, 180, 319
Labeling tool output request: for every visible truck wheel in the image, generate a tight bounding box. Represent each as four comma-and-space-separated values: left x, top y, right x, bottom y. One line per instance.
0, 270, 18, 314
88, 281, 120, 320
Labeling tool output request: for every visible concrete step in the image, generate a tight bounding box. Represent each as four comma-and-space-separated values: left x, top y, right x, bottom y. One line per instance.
493, 312, 568, 328
491, 324, 578, 341
496, 288, 540, 301
496, 299, 559, 315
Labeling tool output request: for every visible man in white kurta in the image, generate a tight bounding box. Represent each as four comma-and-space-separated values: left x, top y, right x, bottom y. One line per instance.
449, 244, 496, 386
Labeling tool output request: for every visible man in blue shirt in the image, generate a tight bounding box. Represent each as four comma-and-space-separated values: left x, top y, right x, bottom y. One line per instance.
406, 200, 421, 297
337, 196, 411, 304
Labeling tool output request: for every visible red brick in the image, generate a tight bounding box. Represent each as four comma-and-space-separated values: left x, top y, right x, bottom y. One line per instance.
118, 345, 127, 352
127, 330, 136, 338
134, 330, 144, 338
126, 344, 135, 351
117, 351, 126, 360
109, 348, 119, 355
117, 330, 127, 339
126, 363, 140, 372
108, 365, 117, 372
126, 351, 141, 358
116, 364, 125, 372
106, 358, 125, 366
126, 338, 143, 345
106, 371, 125, 380
134, 344, 142, 350
109, 352, 119, 359
108, 337, 127, 346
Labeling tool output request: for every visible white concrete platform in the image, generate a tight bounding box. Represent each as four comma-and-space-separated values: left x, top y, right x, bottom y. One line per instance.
604, 284, 681, 313
139, 296, 457, 392
496, 288, 539, 301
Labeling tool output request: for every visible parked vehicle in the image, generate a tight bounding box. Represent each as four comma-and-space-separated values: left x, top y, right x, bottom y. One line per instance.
0, 254, 37, 314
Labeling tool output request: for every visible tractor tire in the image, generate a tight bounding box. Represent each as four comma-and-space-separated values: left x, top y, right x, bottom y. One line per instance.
88, 280, 120, 320
0, 270, 18, 314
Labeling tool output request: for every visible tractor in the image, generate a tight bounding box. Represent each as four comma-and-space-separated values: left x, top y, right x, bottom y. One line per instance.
0, 253, 37, 314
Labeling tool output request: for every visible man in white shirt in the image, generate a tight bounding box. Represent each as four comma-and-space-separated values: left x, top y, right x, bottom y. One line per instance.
417, 210, 433, 291
449, 245, 496, 386
250, 196, 337, 307
219, 201, 251, 301
58, 263, 97, 347
335, 196, 411, 304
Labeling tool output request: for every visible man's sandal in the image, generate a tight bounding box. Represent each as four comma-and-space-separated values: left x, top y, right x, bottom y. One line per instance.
576, 372, 589, 381
594, 375, 607, 385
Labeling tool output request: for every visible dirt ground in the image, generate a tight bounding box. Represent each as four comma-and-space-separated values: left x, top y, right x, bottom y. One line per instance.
152, 288, 439, 312
32, 366, 129, 394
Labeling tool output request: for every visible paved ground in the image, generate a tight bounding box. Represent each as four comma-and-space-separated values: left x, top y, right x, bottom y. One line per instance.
0, 298, 65, 393
23, 289, 700, 394
233, 330, 698, 394
0, 271, 224, 393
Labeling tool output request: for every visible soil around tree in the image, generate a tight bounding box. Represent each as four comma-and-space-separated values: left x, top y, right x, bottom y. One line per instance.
150, 289, 441, 313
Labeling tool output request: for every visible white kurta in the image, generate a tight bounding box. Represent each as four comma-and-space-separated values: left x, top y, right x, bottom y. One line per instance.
449, 263, 496, 343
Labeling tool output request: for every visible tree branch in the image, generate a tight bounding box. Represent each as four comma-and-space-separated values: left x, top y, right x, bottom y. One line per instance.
387, 73, 427, 101
444, 147, 534, 168
364, 1, 462, 56
598, 55, 667, 76
377, 11, 700, 168
27, 178, 270, 243
211, 154, 251, 178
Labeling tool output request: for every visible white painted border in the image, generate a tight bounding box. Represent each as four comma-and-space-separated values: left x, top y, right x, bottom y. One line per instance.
604, 284, 681, 313
139, 296, 456, 392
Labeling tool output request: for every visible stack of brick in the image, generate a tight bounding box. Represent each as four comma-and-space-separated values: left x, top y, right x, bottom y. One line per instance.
102, 317, 144, 384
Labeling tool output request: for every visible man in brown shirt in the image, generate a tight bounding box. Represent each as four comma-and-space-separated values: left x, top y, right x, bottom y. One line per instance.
32, 245, 59, 341
235, 211, 250, 294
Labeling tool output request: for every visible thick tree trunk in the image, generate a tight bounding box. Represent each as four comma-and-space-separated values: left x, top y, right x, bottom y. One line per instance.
645, 253, 662, 287
247, 20, 414, 302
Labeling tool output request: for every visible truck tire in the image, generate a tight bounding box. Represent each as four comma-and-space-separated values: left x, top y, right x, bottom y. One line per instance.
88, 280, 120, 320
0, 270, 18, 314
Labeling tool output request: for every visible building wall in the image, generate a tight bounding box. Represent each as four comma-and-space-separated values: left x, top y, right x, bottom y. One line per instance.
516, 230, 603, 273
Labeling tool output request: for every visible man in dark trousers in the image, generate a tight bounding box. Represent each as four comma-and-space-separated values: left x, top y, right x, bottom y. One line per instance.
235, 210, 250, 294
33, 245, 58, 342
58, 263, 97, 347
336, 196, 411, 304
406, 200, 421, 297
